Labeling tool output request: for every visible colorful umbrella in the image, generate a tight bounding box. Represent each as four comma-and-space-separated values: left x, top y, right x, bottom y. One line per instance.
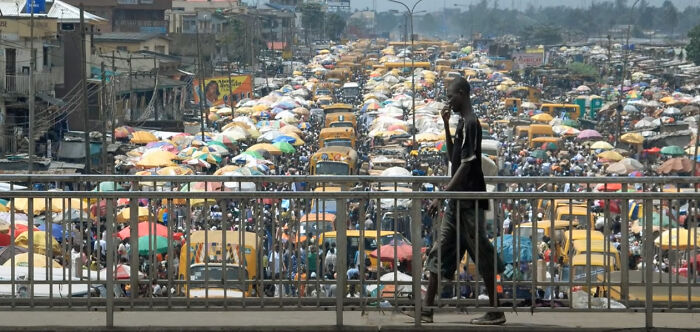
660, 145, 685, 157
213, 132, 238, 148
114, 126, 135, 139
531, 113, 553, 123
136, 149, 177, 168
590, 141, 614, 150
117, 222, 168, 240
247, 143, 282, 156
530, 149, 548, 159
273, 141, 296, 154
621, 132, 644, 145
272, 135, 297, 144
137, 235, 169, 255
577, 129, 603, 140
657, 157, 693, 174
598, 150, 624, 162
156, 165, 194, 176
130, 131, 159, 145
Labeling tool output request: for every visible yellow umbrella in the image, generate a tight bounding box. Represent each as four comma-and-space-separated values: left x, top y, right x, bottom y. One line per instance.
14, 231, 61, 257
659, 96, 675, 104
157, 166, 194, 176
685, 146, 697, 155
531, 113, 553, 122
136, 150, 177, 168
654, 228, 698, 250
247, 143, 282, 156
590, 141, 614, 150
13, 198, 59, 215
130, 131, 158, 144
280, 125, 302, 136
416, 132, 441, 142
116, 206, 151, 223
2, 253, 62, 268
598, 150, 624, 162
253, 104, 269, 112
621, 132, 644, 145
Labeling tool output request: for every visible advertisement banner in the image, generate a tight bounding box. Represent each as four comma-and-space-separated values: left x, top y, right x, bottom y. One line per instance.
513, 53, 544, 69
25, 0, 46, 13
193, 75, 252, 107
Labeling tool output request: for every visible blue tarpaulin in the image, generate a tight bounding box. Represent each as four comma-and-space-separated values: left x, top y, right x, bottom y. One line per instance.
493, 235, 533, 264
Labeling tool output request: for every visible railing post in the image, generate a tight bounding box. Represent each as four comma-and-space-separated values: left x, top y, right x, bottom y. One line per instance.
335, 197, 347, 327
105, 198, 115, 328
410, 184, 422, 327
643, 199, 654, 330
129, 183, 139, 301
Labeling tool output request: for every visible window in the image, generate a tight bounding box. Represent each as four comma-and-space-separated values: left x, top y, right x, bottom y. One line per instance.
155, 45, 165, 54
117, 46, 127, 52
43, 46, 48, 67
143, 46, 149, 51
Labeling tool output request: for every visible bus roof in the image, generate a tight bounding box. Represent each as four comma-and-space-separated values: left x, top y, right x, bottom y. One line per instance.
300, 213, 336, 223
571, 253, 616, 267
320, 127, 355, 136
188, 230, 258, 245
564, 229, 605, 242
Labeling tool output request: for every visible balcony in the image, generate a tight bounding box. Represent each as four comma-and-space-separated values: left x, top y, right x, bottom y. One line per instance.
0, 72, 55, 96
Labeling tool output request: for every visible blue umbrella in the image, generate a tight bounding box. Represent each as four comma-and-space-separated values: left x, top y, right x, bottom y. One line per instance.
192, 134, 211, 142
38, 223, 65, 242
272, 135, 296, 144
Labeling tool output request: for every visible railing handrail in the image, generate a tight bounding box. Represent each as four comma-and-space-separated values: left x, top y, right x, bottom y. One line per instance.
0, 174, 697, 185
3, 190, 699, 200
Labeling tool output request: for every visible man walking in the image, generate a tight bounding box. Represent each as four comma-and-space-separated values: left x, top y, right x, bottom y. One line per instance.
419, 77, 505, 325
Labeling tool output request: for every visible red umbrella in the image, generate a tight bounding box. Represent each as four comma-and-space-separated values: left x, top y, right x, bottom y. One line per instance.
12, 224, 39, 236
90, 200, 108, 218
595, 200, 621, 214
596, 183, 622, 192
0, 232, 10, 246
116, 222, 169, 240
369, 243, 414, 262
644, 147, 661, 154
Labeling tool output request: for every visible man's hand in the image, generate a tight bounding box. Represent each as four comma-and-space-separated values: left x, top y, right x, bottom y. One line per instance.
427, 199, 442, 216
441, 105, 451, 125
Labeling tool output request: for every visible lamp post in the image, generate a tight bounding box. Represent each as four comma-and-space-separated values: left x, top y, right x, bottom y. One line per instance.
617, 0, 640, 147
389, 0, 424, 150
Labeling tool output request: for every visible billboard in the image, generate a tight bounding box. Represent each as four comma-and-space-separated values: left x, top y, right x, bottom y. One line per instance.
513, 53, 544, 69
193, 75, 252, 107
25, 0, 46, 13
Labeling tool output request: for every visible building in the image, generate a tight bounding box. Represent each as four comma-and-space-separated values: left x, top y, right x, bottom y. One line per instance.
62, 0, 172, 33
325, 1, 350, 13
168, 0, 239, 34
0, 0, 106, 156
94, 32, 171, 54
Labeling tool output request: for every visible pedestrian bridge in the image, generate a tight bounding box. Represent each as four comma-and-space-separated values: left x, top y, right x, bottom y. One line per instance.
0, 175, 697, 330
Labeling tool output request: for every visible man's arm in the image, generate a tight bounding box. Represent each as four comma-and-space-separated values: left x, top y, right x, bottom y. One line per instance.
442, 108, 453, 168
445, 161, 471, 192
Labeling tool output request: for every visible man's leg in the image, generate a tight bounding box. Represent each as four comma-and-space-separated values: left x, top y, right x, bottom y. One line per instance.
460, 207, 506, 325
414, 200, 460, 322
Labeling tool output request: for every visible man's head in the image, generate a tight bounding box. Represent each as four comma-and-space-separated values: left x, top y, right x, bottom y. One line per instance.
446, 76, 471, 112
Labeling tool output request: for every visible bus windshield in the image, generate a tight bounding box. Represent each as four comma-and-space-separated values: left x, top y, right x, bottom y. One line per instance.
324, 139, 352, 147
330, 122, 353, 128
190, 265, 248, 289
315, 162, 349, 175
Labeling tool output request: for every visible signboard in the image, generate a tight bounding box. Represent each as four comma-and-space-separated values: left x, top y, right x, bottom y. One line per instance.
513, 53, 543, 69
0, 17, 57, 39
25, 0, 46, 13
493, 60, 514, 71
193, 75, 252, 107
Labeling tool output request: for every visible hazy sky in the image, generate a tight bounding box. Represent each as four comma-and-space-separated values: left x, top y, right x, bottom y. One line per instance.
351, 0, 698, 12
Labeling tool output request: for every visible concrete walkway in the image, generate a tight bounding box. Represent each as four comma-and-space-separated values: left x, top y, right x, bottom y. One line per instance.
0, 311, 698, 331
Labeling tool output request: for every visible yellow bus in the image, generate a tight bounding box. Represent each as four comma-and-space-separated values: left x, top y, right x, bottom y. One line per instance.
507, 86, 542, 103
309, 146, 359, 175
325, 112, 357, 130
322, 103, 354, 114
540, 104, 581, 121
178, 230, 260, 298
383, 62, 431, 69
319, 127, 356, 149
527, 124, 554, 148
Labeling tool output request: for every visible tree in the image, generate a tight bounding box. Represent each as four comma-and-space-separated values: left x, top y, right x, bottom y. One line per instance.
661, 0, 678, 36
301, 3, 325, 44
325, 13, 346, 41
686, 24, 700, 65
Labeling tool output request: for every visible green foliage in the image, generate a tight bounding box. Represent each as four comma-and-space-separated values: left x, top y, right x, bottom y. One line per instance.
686, 24, 700, 65
301, 2, 325, 43
520, 25, 562, 45
325, 13, 346, 41
566, 62, 600, 81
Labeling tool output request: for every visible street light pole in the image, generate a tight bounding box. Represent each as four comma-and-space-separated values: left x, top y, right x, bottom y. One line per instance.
617, 0, 640, 147
389, 0, 424, 150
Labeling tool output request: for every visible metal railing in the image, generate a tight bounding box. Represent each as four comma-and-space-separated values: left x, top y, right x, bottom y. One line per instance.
1, 73, 55, 95
0, 175, 697, 329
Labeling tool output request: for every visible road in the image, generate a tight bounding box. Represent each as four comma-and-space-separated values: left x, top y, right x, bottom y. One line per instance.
0, 311, 698, 331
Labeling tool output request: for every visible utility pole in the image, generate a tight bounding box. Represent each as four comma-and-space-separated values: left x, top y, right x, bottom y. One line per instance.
227, 63, 234, 110
128, 55, 133, 121
153, 56, 159, 121
80, 4, 90, 173
100, 62, 107, 174
28, 0, 35, 173
195, 22, 206, 139
110, 51, 116, 144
